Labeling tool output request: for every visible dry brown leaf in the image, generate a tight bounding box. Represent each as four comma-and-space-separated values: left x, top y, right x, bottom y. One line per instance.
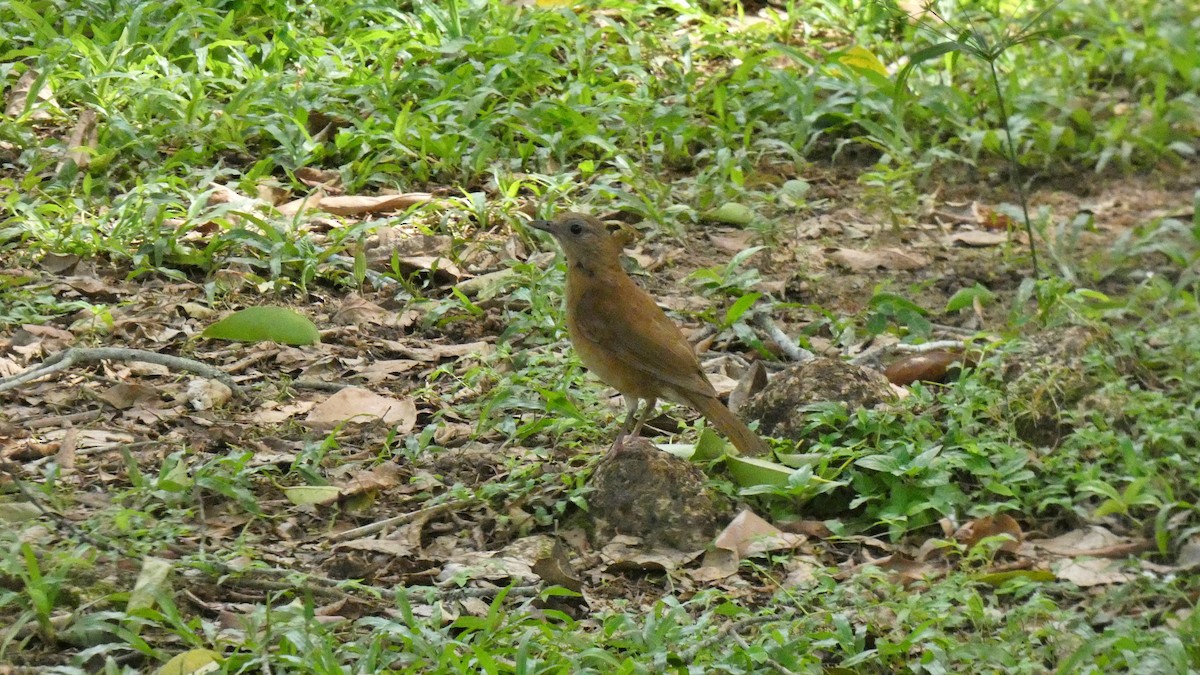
714, 509, 804, 559
782, 557, 820, 587
98, 383, 161, 410
256, 182, 290, 206
877, 553, 940, 585
709, 230, 756, 254
435, 536, 569, 585
778, 519, 834, 538
600, 535, 702, 572
257, 400, 317, 424
5, 69, 55, 120
304, 387, 417, 430
278, 192, 435, 217
392, 255, 466, 282
9, 324, 76, 359
1023, 525, 1126, 557
295, 167, 342, 189
335, 537, 419, 557
953, 514, 1023, 553
1055, 558, 1132, 587
332, 295, 391, 326
829, 247, 929, 271
353, 359, 421, 384
58, 109, 99, 173
39, 253, 80, 274
0, 356, 23, 377
950, 230, 1008, 247
336, 463, 404, 497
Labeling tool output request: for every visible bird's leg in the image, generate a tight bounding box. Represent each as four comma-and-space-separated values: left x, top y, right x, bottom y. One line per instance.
620, 394, 640, 437
630, 396, 657, 436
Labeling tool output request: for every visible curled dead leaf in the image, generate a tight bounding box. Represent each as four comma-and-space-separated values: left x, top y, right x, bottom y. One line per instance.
952, 514, 1023, 553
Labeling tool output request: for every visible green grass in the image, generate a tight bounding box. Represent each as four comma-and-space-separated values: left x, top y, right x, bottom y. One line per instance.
2, 0, 1199, 672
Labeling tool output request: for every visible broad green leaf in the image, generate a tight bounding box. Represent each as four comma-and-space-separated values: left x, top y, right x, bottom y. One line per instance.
726, 455, 793, 488
660, 428, 730, 462
694, 427, 729, 461
202, 306, 320, 345
946, 284, 997, 313
705, 202, 755, 226
725, 292, 761, 326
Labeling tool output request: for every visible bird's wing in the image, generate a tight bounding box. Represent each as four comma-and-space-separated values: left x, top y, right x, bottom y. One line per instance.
571, 281, 717, 399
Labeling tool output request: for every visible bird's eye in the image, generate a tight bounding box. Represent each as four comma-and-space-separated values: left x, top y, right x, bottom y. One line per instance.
569, 222, 583, 235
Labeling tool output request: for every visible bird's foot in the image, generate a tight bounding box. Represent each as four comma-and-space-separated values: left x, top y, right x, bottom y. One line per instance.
608, 433, 627, 456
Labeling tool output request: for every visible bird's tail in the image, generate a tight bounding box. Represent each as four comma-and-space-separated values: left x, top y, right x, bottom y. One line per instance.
685, 393, 771, 456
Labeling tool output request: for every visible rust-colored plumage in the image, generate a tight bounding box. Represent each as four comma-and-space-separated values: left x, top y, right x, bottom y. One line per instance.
531, 212, 769, 455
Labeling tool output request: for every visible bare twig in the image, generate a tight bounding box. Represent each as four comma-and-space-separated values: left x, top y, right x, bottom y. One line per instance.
324, 499, 475, 543
0, 347, 242, 397
752, 313, 814, 362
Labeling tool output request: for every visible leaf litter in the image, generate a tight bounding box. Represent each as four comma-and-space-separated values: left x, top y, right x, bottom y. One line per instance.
0, 168, 1196, 657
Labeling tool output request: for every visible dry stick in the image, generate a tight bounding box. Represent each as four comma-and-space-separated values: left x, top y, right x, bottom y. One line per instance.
195, 558, 540, 603
752, 313, 814, 362
324, 499, 475, 543
24, 409, 104, 429
0, 347, 242, 396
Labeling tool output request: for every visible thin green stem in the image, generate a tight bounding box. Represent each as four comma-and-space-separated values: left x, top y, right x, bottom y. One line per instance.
987, 59, 1040, 278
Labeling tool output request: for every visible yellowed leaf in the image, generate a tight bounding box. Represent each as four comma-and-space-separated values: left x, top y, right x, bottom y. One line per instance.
838, 45, 889, 78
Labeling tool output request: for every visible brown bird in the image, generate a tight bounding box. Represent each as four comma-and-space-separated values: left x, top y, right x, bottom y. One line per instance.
530, 212, 770, 455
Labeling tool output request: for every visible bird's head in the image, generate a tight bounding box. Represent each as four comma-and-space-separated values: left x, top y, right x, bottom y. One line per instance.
529, 212, 634, 265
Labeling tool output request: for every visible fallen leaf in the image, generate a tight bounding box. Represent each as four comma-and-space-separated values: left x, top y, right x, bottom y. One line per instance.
714, 509, 804, 559
304, 387, 417, 430
278, 192, 435, 217
5, 69, 55, 120
336, 463, 404, 497
332, 295, 391, 326
783, 556, 820, 587
953, 514, 1023, 553
295, 166, 342, 189
950, 230, 1008, 247
1055, 558, 1132, 587
58, 108, 99, 173
156, 648, 222, 675
283, 485, 342, 506
1024, 526, 1127, 557
353, 359, 421, 384
829, 247, 929, 271
381, 340, 494, 362
128, 557, 174, 612
99, 382, 161, 410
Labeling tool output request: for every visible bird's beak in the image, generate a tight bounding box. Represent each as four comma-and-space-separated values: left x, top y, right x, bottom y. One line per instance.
528, 219, 555, 234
